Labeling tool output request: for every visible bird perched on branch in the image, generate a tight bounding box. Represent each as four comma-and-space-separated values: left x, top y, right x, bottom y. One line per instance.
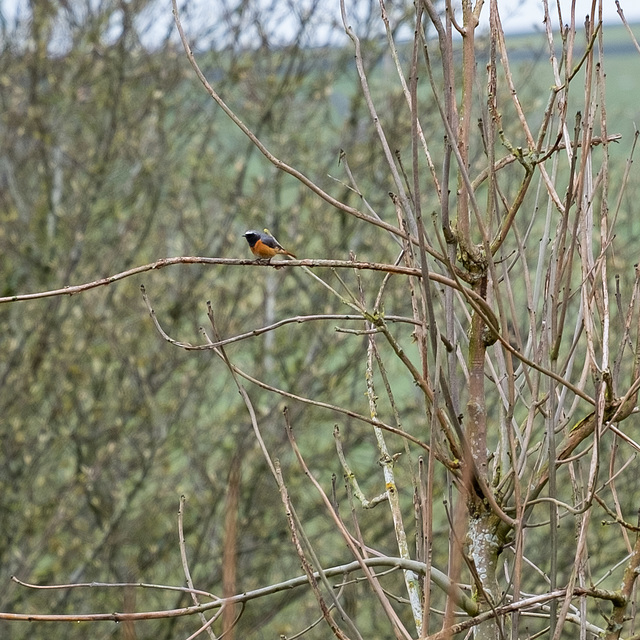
242, 229, 297, 261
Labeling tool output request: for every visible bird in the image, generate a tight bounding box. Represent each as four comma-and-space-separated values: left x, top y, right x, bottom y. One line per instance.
242, 229, 297, 261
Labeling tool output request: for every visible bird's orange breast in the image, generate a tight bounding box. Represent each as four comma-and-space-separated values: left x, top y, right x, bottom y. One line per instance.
251, 238, 279, 258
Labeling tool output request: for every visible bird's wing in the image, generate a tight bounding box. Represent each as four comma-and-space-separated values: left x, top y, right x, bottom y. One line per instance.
260, 233, 282, 250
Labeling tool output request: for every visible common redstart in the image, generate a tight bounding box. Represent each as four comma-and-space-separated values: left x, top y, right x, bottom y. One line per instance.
242, 230, 297, 261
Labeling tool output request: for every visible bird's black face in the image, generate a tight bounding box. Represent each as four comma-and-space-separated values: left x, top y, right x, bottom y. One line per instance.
243, 230, 260, 246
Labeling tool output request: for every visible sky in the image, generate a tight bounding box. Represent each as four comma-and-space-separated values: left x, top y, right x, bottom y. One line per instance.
2, 0, 640, 49
3, 1, 640, 29
491, 0, 640, 33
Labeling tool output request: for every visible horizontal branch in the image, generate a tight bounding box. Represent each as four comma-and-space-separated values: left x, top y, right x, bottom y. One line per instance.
2, 255, 593, 404
7, 556, 475, 622
0, 256, 494, 342
141, 308, 419, 351
6, 567, 613, 635
0, 257, 432, 305
426, 587, 606, 639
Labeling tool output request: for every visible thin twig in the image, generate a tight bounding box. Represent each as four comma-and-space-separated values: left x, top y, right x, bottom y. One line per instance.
171, 0, 408, 241
284, 419, 415, 640
179, 496, 219, 639
274, 457, 356, 640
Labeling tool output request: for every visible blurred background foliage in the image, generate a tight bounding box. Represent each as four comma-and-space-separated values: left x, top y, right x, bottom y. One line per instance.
0, 1, 426, 637
1, 0, 640, 638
